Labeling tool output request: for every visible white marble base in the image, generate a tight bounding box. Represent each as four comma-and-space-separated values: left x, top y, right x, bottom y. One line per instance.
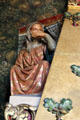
9, 95, 41, 107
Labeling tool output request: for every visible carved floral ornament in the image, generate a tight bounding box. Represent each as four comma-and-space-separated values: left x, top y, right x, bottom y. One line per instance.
64, 12, 80, 26
43, 98, 73, 120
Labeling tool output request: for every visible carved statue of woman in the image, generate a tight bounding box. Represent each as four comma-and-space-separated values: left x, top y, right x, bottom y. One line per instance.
10, 22, 56, 95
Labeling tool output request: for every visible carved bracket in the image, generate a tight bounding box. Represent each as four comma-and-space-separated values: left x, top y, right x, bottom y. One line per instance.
4, 103, 37, 120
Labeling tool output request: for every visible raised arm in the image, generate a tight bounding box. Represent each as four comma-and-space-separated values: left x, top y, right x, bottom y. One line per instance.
45, 33, 56, 51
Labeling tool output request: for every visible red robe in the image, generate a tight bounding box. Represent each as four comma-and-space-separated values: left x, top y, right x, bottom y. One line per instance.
10, 45, 49, 95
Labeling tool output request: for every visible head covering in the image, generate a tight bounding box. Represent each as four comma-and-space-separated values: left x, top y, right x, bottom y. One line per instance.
26, 22, 44, 41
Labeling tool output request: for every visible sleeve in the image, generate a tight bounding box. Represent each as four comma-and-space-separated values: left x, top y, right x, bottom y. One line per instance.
45, 33, 56, 51
15, 50, 25, 69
